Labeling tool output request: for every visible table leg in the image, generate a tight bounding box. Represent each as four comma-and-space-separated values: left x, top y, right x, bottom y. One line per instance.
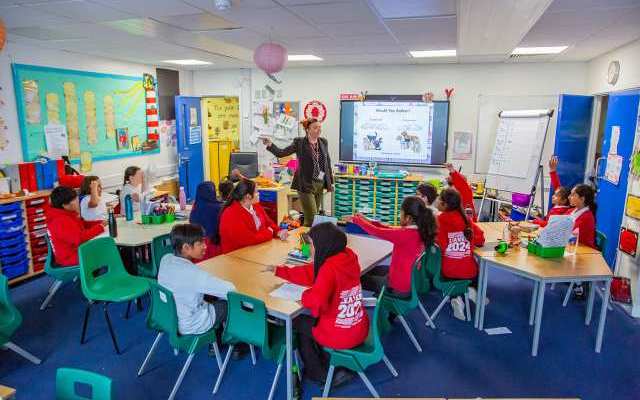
532, 281, 546, 357
595, 280, 612, 353
529, 281, 539, 326
585, 281, 596, 326
286, 316, 293, 400
478, 262, 489, 331
474, 259, 485, 329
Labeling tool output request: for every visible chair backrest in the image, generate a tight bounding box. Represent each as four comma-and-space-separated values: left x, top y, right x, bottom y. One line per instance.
596, 230, 607, 254
424, 244, 443, 284
151, 234, 173, 270
78, 237, 129, 300
146, 282, 180, 343
0, 274, 22, 345
56, 367, 112, 400
370, 287, 387, 356
45, 233, 58, 274
414, 251, 430, 295
222, 292, 268, 349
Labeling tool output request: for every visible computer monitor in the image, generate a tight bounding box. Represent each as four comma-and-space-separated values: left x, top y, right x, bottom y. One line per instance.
229, 152, 259, 179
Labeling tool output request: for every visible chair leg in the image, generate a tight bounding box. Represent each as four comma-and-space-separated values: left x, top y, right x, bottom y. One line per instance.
80, 301, 93, 345
3, 342, 42, 365
382, 354, 398, 377
267, 361, 283, 400
168, 353, 195, 400
103, 303, 121, 354
211, 341, 222, 370
322, 365, 335, 398
428, 295, 450, 323
417, 300, 436, 329
596, 285, 614, 311
358, 371, 380, 398
136, 297, 143, 311
249, 344, 257, 365
563, 282, 575, 307
40, 280, 63, 310
138, 332, 164, 376
124, 300, 132, 320
213, 345, 234, 394
293, 350, 303, 381
397, 315, 422, 353
550, 283, 555, 290
464, 293, 472, 322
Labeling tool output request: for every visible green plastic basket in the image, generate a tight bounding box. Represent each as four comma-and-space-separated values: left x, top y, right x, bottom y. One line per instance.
527, 241, 565, 258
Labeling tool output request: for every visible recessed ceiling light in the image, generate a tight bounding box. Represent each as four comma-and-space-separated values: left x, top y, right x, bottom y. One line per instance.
409, 49, 456, 58
213, 0, 232, 11
512, 46, 568, 55
288, 54, 323, 61
162, 59, 213, 66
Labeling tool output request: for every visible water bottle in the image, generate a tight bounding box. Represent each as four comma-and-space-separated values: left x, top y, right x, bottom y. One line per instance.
108, 208, 118, 237
124, 194, 133, 221
179, 186, 187, 211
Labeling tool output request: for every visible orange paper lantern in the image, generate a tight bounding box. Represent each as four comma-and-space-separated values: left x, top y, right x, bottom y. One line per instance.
0, 19, 5, 52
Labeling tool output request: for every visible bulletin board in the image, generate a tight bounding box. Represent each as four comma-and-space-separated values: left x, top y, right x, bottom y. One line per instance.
204, 96, 240, 150
12, 63, 158, 162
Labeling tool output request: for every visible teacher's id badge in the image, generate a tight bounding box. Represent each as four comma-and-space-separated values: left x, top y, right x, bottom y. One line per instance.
317, 171, 325, 180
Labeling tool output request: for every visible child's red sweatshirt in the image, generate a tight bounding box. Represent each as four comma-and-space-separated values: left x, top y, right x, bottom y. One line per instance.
449, 170, 477, 221
352, 216, 424, 293
275, 248, 369, 350
218, 201, 280, 254
436, 210, 485, 279
47, 207, 104, 266
532, 170, 572, 227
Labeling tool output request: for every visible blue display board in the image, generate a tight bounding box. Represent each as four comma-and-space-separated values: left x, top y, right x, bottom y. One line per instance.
12, 63, 158, 162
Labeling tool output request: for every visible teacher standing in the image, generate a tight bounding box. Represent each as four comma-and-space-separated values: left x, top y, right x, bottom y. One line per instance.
262, 118, 333, 227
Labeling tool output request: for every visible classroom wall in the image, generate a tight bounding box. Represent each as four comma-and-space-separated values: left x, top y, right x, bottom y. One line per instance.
0, 42, 184, 189
588, 39, 640, 94
193, 62, 589, 178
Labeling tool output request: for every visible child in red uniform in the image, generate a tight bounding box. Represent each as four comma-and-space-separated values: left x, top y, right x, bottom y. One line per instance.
436, 188, 485, 319
445, 163, 476, 221
532, 156, 572, 227
47, 186, 105, 267
568, 183, 597, 249
269, 222, 369, 386
416, 182, 440, 216
350, 196, 437, 296
218, 179, 288, 254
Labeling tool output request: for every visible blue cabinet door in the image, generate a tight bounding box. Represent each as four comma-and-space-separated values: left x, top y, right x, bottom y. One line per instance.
596, 91, 640, 266
175, 96, 203, 202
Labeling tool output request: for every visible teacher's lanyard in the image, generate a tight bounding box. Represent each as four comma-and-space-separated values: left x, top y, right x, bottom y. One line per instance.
311, 141, 321, 176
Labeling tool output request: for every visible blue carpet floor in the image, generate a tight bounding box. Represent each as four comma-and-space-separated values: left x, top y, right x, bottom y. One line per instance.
2, 266, 639, 399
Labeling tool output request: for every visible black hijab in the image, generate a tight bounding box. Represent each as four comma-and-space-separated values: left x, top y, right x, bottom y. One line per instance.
308, 222, 347, 279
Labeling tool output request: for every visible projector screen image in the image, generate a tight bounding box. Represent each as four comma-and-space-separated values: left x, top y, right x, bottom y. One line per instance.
340, 97, 449, 166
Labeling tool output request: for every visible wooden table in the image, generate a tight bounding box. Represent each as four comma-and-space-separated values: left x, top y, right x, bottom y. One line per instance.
199, 231, 392, 400
0, 385, 15, 400
474, 222, 613, 356
112, 209, 191, 247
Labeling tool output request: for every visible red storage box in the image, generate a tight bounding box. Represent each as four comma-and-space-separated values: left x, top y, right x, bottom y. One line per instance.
29, 229, 48, 242
25, 196, 48, 208
30, 244, 48, 256
28, 221, 47, 233
32, 253, 47, 265
26, 206, 47, 217
18, 163, 37, 192
30, 236, 47, 248
33, 262, 45, 272
27, 213, 47, 225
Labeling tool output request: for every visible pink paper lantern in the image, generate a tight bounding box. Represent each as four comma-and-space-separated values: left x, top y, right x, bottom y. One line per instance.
254, 42, 287, 74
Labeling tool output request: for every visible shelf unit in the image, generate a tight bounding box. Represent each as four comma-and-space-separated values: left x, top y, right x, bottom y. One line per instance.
333, 174, 422, 225
0, 191, 51, 285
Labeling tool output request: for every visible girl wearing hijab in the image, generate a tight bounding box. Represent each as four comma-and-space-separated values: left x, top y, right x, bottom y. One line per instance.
190, 181, 223, 260
267, 222, 368, 386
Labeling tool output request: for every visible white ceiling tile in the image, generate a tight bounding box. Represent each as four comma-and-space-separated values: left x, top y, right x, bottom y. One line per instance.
318, 20, 386, 37
547, 0, 640, 13
213, 7, 322, 37
277, 0, 354, 5
1, 5, 74, 28
22, 0, 134, 22
386, 16, 456, 48
182, 0, 277, 12
371, 0, 455, 19
8, 26, 87, 40
287, 0, 378, 24
90, 0, 201, 18
152, 13, 239, 31
202, 28, 274, 49
292, 34, 399, 54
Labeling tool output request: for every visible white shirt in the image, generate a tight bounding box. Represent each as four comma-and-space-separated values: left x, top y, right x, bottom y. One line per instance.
157, 254, 236, 335
80, 196, 107, 221
245, 205, 261, 230
121, 183, 142, 212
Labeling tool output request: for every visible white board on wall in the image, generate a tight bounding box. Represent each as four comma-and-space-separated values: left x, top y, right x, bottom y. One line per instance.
475, 95, 559, 175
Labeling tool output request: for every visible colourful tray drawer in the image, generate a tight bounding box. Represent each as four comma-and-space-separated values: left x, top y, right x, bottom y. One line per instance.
0, 232, 26, 248
0, 202, 22, 213
25, 196, 49, 208
1, 259, 29, 280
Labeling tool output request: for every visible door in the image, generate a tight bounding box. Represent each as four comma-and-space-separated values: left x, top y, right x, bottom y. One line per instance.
175, 96, 203, 202
596, 91, 640, 266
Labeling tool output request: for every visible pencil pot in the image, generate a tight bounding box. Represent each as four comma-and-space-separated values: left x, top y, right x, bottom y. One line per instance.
164, 214, 175, 223
151, 215, 165, 224
141, 214, 152, 224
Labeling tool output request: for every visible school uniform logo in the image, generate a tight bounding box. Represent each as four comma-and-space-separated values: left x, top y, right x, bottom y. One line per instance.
445, 231, 471, 259
336, 286, 364, 328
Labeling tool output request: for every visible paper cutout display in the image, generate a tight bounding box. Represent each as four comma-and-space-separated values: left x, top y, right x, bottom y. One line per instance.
619, 227, 638, 257
625, 195, 640, 220
116, 128, 129, 150
23, 80, 41, 124
45, 93, 60, 124
303, 100, 327, 122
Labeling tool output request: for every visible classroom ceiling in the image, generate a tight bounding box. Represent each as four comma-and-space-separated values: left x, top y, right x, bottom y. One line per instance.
2, 0, 640, 69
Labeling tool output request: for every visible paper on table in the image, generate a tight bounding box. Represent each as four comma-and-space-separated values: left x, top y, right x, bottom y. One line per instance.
537, 215, 574, 247
485, 327, 512, 335
270, 283, 307, 301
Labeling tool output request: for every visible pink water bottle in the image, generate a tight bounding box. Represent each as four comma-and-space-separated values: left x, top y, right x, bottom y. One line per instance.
178, 186, 186, 211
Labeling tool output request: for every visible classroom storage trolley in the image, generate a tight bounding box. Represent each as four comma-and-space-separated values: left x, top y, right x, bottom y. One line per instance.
333, 174, 421, 225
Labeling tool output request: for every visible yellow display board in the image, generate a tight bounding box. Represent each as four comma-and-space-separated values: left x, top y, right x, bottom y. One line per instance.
204, 97, 239, 150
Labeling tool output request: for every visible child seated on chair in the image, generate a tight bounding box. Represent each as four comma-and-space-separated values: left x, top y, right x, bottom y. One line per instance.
532, 156, 572, 227
266, 222, 368, 387
157, 223, 236, 335
47, 186, 106, 267
416, 182, 440, 216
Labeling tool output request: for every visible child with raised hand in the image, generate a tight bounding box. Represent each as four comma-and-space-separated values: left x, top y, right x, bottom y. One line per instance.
532, 156, 572, 227
80, 176, 108, 222
445, 163, 476, 221
157, 223, 235, 335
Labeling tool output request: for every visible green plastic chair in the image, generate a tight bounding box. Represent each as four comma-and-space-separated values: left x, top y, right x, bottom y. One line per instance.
323, 287, 398, 398
56, 367, 112, 400
212, 292, 299, 400
78, 237, 150, 354
379, 252, 435, 353
40, 234, 80, 310
0, 273, 42, 365
136, 234, 173, 279
137, 282, 223, 400
424, 245, 473, 323
562, 230, 608, 307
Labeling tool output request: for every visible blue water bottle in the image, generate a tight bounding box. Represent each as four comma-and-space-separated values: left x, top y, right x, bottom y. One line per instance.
124, 194, 134, 221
